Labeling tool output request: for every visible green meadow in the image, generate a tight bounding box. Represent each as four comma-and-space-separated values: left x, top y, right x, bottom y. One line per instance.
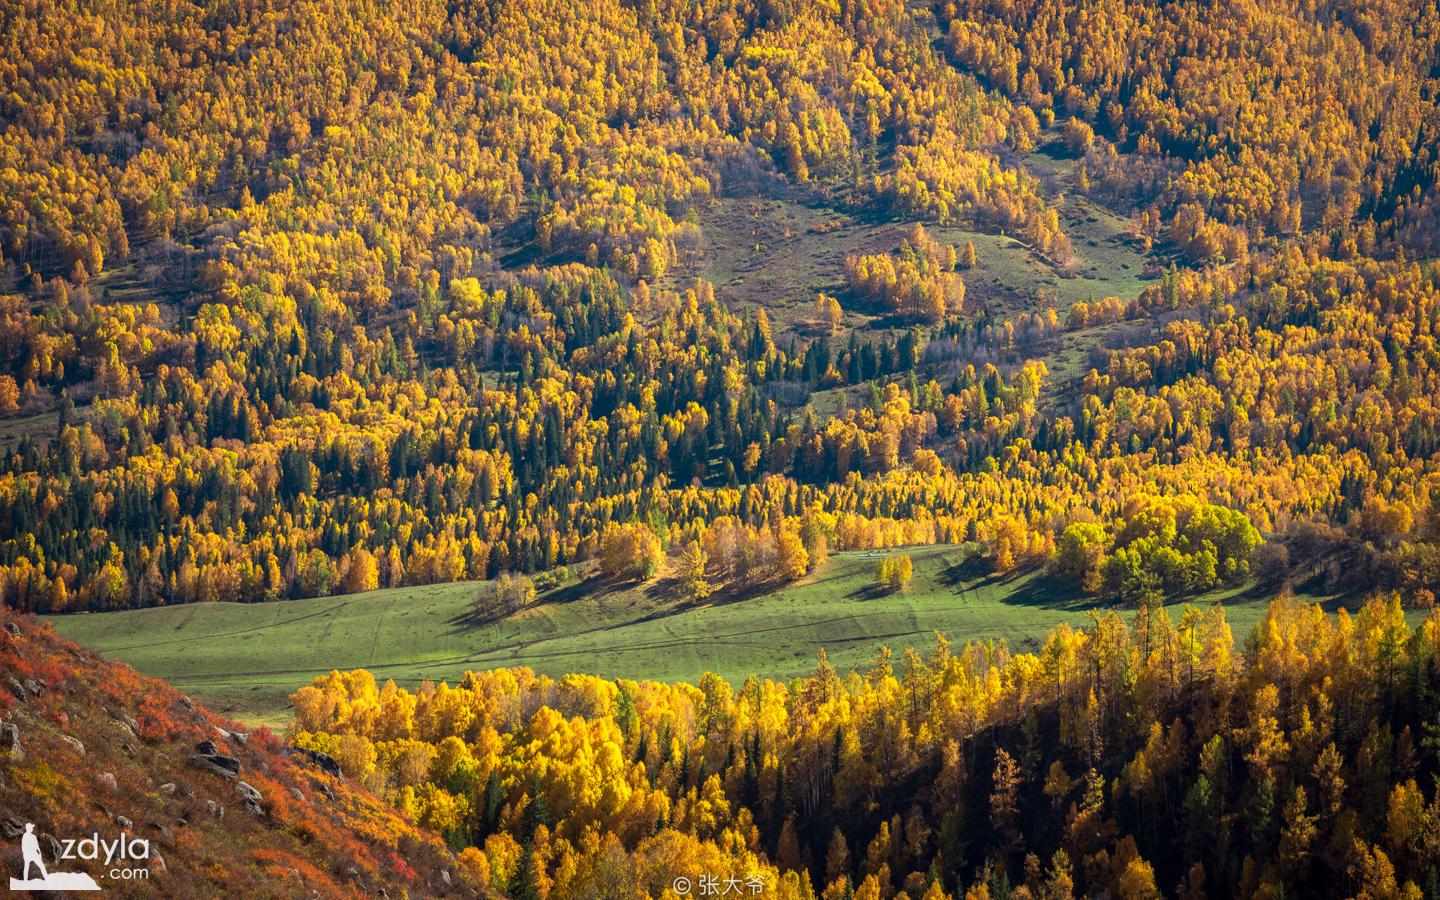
49, 545, 1290, 729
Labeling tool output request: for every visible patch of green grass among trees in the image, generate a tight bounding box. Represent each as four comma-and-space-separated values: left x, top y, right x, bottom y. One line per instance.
49, 545, 1317, 729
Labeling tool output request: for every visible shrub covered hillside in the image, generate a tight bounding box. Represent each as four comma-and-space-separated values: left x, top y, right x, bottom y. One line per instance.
0, 606, 485, 898
290, 594, 1440, 900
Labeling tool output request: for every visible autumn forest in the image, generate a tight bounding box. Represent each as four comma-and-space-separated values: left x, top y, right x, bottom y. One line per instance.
3, 0, 1440, 896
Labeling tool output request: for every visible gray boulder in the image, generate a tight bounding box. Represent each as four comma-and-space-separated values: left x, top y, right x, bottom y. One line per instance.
285, 745, 342, 777
188, 753, 241, 779
0, 722, 22, 761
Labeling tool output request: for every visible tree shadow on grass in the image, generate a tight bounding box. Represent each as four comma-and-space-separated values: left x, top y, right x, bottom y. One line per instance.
543, 574, 609, 605
663, 575, 800, 612
998, 570, 1097, 612
947, 560, 1100, 613
938, 554, 997, 588
1249, 568, 1368, 613
444, 573, 611, 632
845, 583, 895, 601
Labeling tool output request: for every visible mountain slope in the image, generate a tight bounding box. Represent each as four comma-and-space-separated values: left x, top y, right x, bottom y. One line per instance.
0, 606, 487, 898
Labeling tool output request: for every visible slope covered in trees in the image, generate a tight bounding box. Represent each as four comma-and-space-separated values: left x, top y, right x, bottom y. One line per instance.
4, 0, 1440, 896
289, 594, 1440, 900
0, 0, 1054, 611
1, 0, 1438, 614
943, 0, 1440, 258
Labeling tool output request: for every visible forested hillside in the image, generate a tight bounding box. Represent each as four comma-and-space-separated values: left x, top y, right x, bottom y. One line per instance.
1, 0, 1436, 614
5, 0, 1440, 897
290, 595, 1440, 900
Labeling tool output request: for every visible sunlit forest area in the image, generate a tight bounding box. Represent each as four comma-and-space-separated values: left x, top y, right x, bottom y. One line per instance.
3, 0, 1440, 895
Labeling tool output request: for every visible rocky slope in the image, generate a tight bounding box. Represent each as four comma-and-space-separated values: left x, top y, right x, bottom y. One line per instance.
0, 607, 489, 898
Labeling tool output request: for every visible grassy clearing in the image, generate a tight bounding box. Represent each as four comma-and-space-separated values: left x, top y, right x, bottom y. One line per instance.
0, 409, 60, 450
672, 139, 1157, 342
50, 545, 1296, 729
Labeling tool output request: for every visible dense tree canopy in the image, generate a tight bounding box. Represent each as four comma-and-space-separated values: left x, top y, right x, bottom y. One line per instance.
0, 0, 1436, 623
3, 0, 1440, 897
291, 595, 1440, 899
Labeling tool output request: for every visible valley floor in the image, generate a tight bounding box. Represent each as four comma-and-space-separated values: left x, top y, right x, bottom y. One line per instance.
49, 546, 1302, 729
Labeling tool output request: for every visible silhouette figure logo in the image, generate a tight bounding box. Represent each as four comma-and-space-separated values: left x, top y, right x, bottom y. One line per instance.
9, 823, 102, 892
